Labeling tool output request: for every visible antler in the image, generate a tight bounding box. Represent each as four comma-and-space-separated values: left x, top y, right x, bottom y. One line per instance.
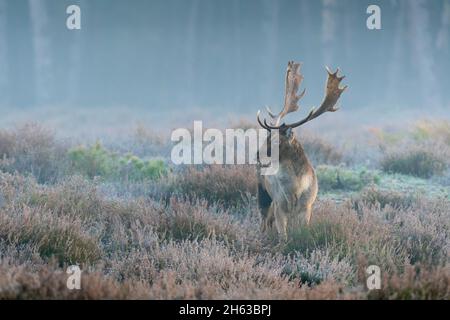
260, 66, 347, 130
259, 61, 306, 128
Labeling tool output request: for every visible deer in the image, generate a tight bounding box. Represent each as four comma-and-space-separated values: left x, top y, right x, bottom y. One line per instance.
256, 61, 347, 240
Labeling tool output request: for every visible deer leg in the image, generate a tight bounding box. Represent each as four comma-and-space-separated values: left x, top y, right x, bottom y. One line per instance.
297, 179, 317, 226
266, 203, 275, 231
274, 204, 288, 241
261, 202, 275, 232
258, 180, 273, 232
305, 176, 318, 225
304, 203, 313, 226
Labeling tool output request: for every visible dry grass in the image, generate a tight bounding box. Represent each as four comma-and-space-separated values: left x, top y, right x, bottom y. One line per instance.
381, 145, 448, 178
0, 122, 449, 300
298, 131, 343, 165
0, 123, 68, 183
353, 187, 419, 211
373, 120, 450, 178
152, 165, 258, 208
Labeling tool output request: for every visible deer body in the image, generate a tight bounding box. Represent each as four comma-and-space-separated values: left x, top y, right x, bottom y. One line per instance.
258, 131, 318, 238
257, 61, 347, 240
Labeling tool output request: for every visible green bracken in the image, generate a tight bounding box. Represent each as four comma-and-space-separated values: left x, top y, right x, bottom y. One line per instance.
68, 142, 167, 181
316, 165, 380, 192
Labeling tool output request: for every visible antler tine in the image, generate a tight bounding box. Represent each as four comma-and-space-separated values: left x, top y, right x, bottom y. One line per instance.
257, 61, 306, 130
275, 61, 306, 124
261, 61, 305, 126
265, 106, 278, 119
258, 62, 345, 132
257, 110, 271, 130
326, 67, 346, 85
274, 66, 347, 129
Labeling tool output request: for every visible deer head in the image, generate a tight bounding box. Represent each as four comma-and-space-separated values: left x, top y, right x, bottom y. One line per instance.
257, 61, 347, 133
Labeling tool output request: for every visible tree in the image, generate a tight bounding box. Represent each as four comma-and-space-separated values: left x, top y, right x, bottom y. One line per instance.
407, 0, 442, 108
0, 0, 7, 106
28, 0, 53, 105
321, 0, 338, 66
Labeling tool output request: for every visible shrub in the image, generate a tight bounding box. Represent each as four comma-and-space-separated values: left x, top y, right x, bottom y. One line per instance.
25, 175, 104, 221
0, 130, 14, 159
393, 198, 450, 266
369, 127, 405, 149
107, 238, 301, 299
0, 206, 101, 265
68, 142, 167, 181
353, 187, 418, 211
286, 249, 355, 285
300, 131, 343, 165
0, 171, 37, 206
283, 218, 347, 256
119, 154, 167, 181
1, 122, 449, 300
68, 142, 115, 178
0, 123, 68, 183
121, 124, 170, 157
381, 148, 447, 178
157, 198, 254, 243
411, 120, 450, 145
369, 264, 450, 300
316, 165, 379, 192
0, 263, 147, 299
282, 201, 412, 273
160, 165, 257, 208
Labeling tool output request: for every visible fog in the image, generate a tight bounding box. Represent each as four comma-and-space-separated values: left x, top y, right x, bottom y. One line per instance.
0, 0, 449, 136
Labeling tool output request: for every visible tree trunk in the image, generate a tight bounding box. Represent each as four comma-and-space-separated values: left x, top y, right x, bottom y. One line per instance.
0, 0, 7, 105
407, 0, 442, 107
28, 0, 53, 105
321, 0, 337, 66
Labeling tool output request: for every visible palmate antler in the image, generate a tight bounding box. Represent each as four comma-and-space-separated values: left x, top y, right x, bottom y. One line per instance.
258, 62, 347, 130
264, 61, 306, 126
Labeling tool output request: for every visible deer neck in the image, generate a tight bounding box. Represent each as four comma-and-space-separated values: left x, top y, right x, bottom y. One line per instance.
278, 137, 312, 170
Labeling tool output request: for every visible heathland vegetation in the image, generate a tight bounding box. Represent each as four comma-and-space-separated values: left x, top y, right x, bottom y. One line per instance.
0, 120, 449, 299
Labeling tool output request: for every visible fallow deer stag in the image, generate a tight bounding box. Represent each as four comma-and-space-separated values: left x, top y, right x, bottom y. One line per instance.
256, 61, 347, 240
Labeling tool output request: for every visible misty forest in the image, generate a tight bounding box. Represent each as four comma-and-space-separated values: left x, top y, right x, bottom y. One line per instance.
0, 0, 449, 299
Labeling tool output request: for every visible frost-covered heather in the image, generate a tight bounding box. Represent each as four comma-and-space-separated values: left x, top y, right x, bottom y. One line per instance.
0, 121, 449, 299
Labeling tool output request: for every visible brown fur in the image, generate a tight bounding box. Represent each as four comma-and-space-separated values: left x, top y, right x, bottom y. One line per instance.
257, 130, 318, 239
256, 61, 346, 240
